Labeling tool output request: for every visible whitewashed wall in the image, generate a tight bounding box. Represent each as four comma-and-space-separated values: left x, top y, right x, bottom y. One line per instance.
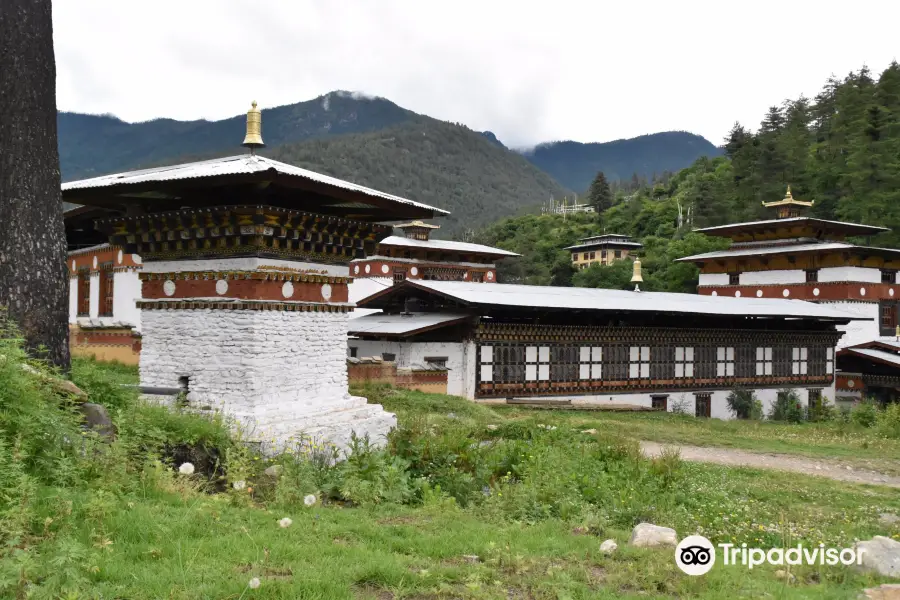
88, 273, 100, 318
348, 339, 467, 396
819, 266, 882, 283
113, 270, 142, 330
740, 269, 806, 285
698, 273, 729, 286
348, 277, 392, 318
68, 277, 78, 323
142, 257, 349, 277
826, 301, 880, 347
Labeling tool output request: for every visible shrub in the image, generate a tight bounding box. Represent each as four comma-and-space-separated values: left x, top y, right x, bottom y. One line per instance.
726, 388, 763, 420
768, 389, 805, 423
875, 402, 900, 439
850, 398, 879, 428
670, 394, 691, 415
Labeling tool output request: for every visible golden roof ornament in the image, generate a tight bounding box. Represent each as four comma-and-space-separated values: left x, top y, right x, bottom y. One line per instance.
762, 185, 814, 219
631, 257, 643, 292
242, 100, 264, 152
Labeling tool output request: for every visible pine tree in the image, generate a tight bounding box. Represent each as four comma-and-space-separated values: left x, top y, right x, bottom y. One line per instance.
0, 0, 70, 369
587, 171, 613, 212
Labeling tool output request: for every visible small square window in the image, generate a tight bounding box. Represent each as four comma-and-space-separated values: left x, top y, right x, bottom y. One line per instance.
729, 273, 740, 286
805, 269, 819, 283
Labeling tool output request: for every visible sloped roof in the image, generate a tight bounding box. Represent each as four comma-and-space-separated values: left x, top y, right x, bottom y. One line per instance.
347, 312, 470, 337
678, 241, 900, 263
694, 217, 888, 238
377, 236, 519, 257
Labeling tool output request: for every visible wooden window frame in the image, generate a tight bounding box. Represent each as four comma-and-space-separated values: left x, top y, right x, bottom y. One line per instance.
728, 272, 740, 286
393, 268, 407, 283
674, 346, 694, 378
756, 347, 773, 376
651, 395, 668, 411
805, 269, 819, 283
880, 301, 898, 336
882, 269, 897, 284
694, 392, 712, 418
716, 346, 735, 377
76, 270, 90, 317
578, 346, 603, 380
99, 264, 114, 317
629, 346, 650, 379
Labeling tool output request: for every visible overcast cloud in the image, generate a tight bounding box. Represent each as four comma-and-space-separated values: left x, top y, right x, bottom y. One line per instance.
53, 0, 900, 149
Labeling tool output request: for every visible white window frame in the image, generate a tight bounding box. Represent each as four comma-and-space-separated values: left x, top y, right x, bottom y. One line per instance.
579, 346, 603, 380
792, 347, 808, 375
480, 345, 493, 382
826, 347, 834, 374
674, 347, 694, 378
756, 347, 773, 376
629, 346, 650, 379
716, 346, 735, 377
526, 346, 551, 381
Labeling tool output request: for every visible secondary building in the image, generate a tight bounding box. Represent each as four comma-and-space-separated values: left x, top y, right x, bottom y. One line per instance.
349, 279, 864, 418
566, 234, 642, 269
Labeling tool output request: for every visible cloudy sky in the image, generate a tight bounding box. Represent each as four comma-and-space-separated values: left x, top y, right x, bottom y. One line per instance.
53, 0, 899, 149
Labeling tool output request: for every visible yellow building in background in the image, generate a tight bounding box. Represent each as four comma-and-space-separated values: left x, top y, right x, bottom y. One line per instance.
566, 234, 642, 269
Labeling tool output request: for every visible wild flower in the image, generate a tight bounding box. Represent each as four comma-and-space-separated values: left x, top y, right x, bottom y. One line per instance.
486, 424, 498, 431
304, 494, 317, 507
248, 577, 261, 589
178, 462, 195, 475
278, 517, 293, 528
233, 480, 246, 491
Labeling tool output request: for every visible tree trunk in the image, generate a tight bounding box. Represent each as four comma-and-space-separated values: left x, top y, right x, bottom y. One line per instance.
0, 0, 70, 369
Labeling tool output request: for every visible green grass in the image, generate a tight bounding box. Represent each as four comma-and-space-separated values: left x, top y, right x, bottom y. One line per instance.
2, 364, 899, 598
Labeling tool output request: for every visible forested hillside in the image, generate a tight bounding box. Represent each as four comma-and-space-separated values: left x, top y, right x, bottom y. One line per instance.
522, 132, 721, 193
478, 63, 900, 292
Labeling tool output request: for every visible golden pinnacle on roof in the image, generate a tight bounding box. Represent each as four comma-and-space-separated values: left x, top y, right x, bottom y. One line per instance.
631, 257, 643, 292
242, 100, 264, 152
762, 185, 814, 219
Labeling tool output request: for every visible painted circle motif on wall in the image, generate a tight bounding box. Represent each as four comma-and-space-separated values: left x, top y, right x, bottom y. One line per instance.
756, 290, 763, 297
365, 265, 371, 274
847, 379, 856, 388
117, 250, 124, 264
321, 283, 333, 301
381, 264, 390, 274
813, 288, 820, 297
215, 280, 229, 295
92, 256, 98, 269
282, 281, 294, 298
860, 287, 867, 296
782, 289, 790, 297
354, 265, 360, 275
734, 290, 741, 297
163, 280, 176, 297
410, 267, 418, 277
133, 255, 142, 265
891, 288, 896, 297
486, 271, 494, 281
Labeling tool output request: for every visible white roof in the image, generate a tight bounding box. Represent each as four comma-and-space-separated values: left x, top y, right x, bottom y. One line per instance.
844, 347, 900, 368
695, 217, 889, 234
380, 280, 867, 321
62, 154, 449, 216
678, 242, 855, 262
377, 236, 519, 257
347, 312, 470, 336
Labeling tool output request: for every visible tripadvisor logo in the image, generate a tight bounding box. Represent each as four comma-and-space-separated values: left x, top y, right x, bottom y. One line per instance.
674, 535, 866, 576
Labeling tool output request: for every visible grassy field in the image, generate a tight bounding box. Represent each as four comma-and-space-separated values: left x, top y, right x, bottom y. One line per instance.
3, 355, 900, 599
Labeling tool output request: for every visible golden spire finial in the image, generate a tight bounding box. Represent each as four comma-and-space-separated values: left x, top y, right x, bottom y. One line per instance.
242, 100, 264, 153
631, 257, 643, 292
784, 185, 792, 200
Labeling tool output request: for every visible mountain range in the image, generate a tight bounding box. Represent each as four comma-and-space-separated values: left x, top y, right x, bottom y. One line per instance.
58, 92, 720, 235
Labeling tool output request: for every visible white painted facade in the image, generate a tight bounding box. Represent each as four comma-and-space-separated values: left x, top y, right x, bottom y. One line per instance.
349, 339, 467, 396
142, 308, 395, 452
89, 273, 100, 318
819, 266, 882, 283
68, 276, 78, 324
142, 257, 349, 278
348, 277, 391, 318
824, 301, 880, 348
698, 273, 729, 286
113, 270, 142, 331
739, 269, 806, 285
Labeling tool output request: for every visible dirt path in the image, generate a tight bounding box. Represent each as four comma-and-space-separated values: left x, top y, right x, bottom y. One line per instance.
640, 441, 900, 488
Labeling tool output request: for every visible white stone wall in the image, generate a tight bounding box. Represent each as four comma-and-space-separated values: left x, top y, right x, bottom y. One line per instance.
68, 276, 78, 323
819, 266, 882, 283
824, 301, 880, 347
698, 273, 729, 287
348, 339, 467, 396
89, 273, 100, 318
142, 257, 349, 277
739, 269, 806, 285
113, 270, 142, 330
142, 308, 395, 452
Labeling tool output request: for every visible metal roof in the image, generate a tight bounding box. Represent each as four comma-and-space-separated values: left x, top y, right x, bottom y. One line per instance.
695, 217, 888, 237
61, 154, 449, 216
679, 241, 900, 263
377, 236, 520, 257
843, 347, 900, 368
360, 280, 868, 322
347, 312, 470, 336
565, 239, 643, 251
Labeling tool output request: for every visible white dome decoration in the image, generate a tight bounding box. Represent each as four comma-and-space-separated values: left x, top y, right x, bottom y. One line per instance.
813, 288, 820, 297
381, 264, 390, 274
860, 287, 867, 296
486, 271, 494, 281
756, 290, 763, 297
282, 281, 294, 298
891, 288, 895, 297
711, 291, 718, 296
365, 264, 371, 274
117, 250, 123, 264
782, 289, 790, 297
133, 255, 142, 265
734, 290, 741, 297
215, 280, 228, 295
71, 260, 76, 270
354, 265, 359, 275
410, 266, 418, 276
321, 283, 332, 301
463, 272, 468, 280
163, 280, 176, 297
92, 256, 98, 269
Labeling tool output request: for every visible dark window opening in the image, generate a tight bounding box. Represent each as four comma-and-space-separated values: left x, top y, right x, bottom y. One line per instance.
349, 347, 358, 358
695, 393, 712, 418
808, 388, 822, 412
880, 301, 898, 336
883, 269, 897, 284
424, 356, 448, 368
471, 272, 484, 283
729, 272, 740, 286
393, 269, 407, 283
382, 353, 396, 362
583, 252, 589, 260
77, 271, 90, 316
805, 269, 819, 283
614, 250, 622, 259
99, 265, 114, 317
651, 395, 668, 411
589, 251, 595, 259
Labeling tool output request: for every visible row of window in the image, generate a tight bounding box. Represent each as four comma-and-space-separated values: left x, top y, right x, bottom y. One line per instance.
75, 268, 114, 317
574, 250, 623, 261
478, 344, 834, 383
727, 269, 897, 286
